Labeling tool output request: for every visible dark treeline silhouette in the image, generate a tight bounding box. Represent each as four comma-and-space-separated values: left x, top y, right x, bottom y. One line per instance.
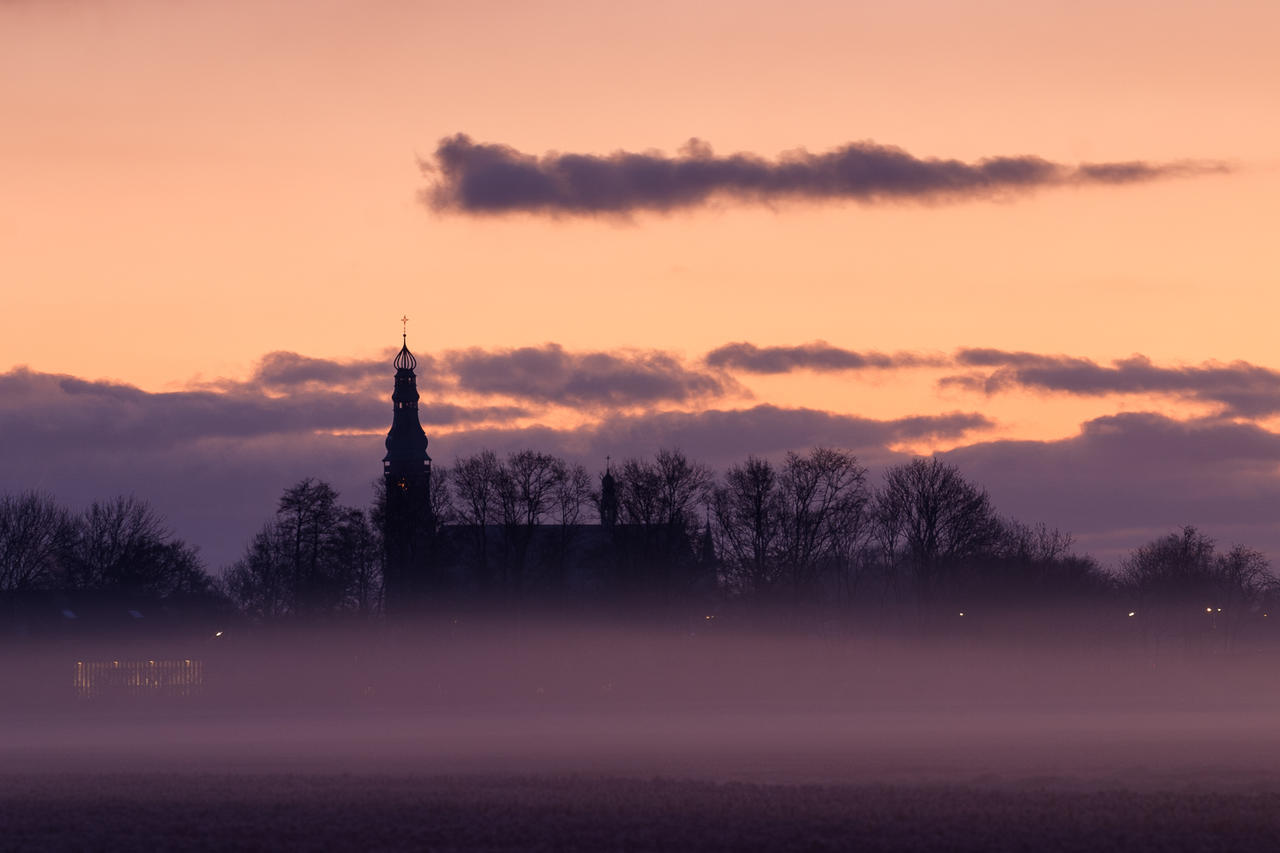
0, 492, 227, 638
0, 493, 213, 599
4, 447, 1278, 647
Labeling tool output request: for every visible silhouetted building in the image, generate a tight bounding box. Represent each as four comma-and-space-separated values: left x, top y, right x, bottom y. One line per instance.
379, 335, 716, 612
382, 333, 434, 613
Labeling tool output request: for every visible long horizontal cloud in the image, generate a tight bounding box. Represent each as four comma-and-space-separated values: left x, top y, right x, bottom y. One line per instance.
442, 406, 990, 469
248, 351, 407, 393
445, 344, 734, 406
0, 367, 526, 455
214, 344, 736, 409
944, 350, 1280, 418
422, 134, 1227, 216
706, 342, 946, 374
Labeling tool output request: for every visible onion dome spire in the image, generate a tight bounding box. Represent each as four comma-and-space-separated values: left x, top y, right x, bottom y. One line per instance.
384, 316, 429, 465
394, 315, 417, 370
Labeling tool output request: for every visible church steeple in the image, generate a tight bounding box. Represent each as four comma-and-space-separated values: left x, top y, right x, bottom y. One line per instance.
383, 327, 430, 469
382, 319, 434, 614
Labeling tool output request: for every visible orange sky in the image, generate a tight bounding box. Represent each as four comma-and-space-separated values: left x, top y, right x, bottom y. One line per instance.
3, 0, 1278, 439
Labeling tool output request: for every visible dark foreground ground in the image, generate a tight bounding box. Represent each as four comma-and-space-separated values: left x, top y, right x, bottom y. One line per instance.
3, 772, 1279, 852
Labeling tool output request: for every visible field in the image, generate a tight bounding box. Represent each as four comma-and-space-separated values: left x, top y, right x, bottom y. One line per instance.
4, 772, 1280, 852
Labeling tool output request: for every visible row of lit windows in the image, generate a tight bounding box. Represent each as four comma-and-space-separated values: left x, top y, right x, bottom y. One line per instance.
73, 659, 204, 699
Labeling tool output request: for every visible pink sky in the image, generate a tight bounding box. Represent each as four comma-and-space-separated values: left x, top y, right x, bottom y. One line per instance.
3, 0, 1279, 567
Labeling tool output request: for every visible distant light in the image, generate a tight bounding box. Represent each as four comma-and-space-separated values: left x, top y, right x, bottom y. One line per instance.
958, 612, 965, 617
1128, 612, 1136, 617
705, 615, 715, 620
1217, 608, 1222, 612
213, 631, 223, 638
1206, 607, 1213, 613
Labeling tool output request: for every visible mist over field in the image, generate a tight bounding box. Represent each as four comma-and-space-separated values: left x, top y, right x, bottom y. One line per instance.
6, 614, 1280, 849
7, 614, 1280, 781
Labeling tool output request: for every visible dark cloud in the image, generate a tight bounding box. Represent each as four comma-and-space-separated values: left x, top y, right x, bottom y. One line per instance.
543, 405, 989, 468
943, 412, 1280, 564
706, 342, 945, 374
248, 351, 401, 392
0, 367, 523, 456
421, 134, 1228, 216
445, 344, 734, 406
945, 350, 1280, 418
229, 345, 734, 409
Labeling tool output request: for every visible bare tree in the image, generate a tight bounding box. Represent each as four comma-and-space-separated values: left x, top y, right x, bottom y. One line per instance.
429, 465, 454, 532
547, 462, 593, 593
65, 496, 211, 598
713, 456, 782, 595
618, 458, 663, 528
224, 521, 292, 620
1123, 526, 1277, 647
616, 448, 714, 601
1122, 526, 1218, 605
874, 458, 1002, 601
777, 447, 871, 602
224, 480, 378, 619
654, 448, 713, 528
0, 491, 72, 592
996, 519, 1073, 565
332, 507, 382, 616
276, 478, 344, 614
452, 450, 502, 592
495, 450, 568, 595
554, 463, 594, 527
500, 450, 566, 528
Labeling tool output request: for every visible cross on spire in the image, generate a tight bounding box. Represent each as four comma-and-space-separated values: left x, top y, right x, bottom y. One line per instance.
400, 315, 409, 341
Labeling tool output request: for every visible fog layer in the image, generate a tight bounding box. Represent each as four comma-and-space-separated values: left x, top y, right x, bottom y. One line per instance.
5, 615, 1280, 791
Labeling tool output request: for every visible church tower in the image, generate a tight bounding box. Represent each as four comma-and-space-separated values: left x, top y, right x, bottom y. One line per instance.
383, 325, 434, 613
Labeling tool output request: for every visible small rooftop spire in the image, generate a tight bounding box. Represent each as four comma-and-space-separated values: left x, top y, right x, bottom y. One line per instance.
393, 315, 416, 371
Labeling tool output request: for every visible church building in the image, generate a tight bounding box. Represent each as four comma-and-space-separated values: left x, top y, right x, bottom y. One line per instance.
380, 332, 715, 614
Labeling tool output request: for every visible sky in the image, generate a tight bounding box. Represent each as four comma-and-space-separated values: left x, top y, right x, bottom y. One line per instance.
3, 0, 1279, 571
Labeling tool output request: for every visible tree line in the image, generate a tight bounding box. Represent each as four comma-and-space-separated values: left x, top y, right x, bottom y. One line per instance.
3, 447, 1277, 639
0, 493, 212, 600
